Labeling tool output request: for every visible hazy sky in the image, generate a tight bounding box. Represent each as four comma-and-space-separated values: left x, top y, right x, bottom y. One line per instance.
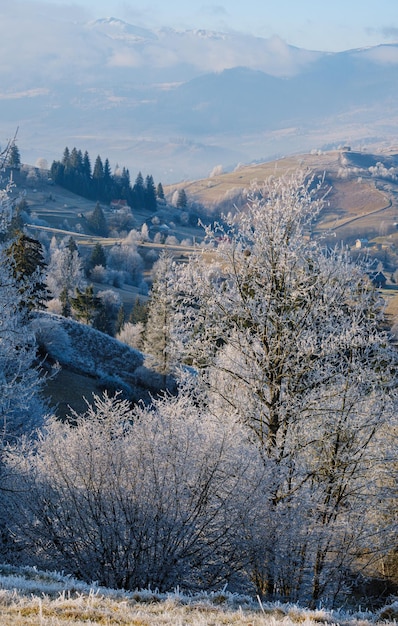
38, 0, 398, 52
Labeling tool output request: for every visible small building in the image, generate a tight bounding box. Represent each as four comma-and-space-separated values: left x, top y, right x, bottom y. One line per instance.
355, 238, 369, 249
367, 271, 387, 288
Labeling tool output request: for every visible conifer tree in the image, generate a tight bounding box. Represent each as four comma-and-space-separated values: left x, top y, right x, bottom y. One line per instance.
0, 168, 46, 439
156, 182, 165, 200
129, 296, 148, 325
7, 143, 21, 170
69, 147, 82, 171
71, 285, 103, 325
133, 171, 145, 210
62, 146, 70, 167
176, 188, 187, 208
88, 202, 108, 236
92, 155, 105, 199
89, 242, 107, 270
145, 174, 157, 212
83, 150, 91, 177
6, 233, 48, 310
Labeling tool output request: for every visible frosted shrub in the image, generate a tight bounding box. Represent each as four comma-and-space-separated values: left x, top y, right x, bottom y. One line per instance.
107, 244, 144, 285
5, 390, 264, 592
46, 297, 63, 315
31, 315, 72, 362
116, 322, 144, 350
90, 264, 107, 283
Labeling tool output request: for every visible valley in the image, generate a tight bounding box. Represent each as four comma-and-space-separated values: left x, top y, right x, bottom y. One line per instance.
19, 146, 398, 322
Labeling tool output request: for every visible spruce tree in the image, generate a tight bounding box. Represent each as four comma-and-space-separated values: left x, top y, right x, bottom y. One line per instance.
129, 296, 148, 325
176, 188, 187, 209
145, 175, 157, 212
89, 242, 107, 270
6, 233, 49, 310
133, 172, 145, 210
71, 285, 103, 325
66, 236, 78, 253
88, 203, 108, 236
92, 155, 105, 199
7, 143, 21, 169
83, 151, 92, 179
62, 147, 70, 167
69, 147, 82, 171
156, 182, 165, 200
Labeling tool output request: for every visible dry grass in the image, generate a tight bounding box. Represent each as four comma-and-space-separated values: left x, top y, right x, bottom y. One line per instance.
0, 565, 394, 626
0, 590, 390, 626
165, 152, 341, 198
165, 150, 398, 244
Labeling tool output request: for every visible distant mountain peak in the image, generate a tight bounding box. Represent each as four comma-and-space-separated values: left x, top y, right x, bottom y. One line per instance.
89, 17, 158, 42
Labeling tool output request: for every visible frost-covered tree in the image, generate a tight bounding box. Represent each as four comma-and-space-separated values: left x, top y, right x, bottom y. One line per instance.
46, 238, 85, 314
6, 233, 48, 310
0, 253, 46, 440
107, 243, 143, 286
0, 169, 46, 441
116, 321, 144, 350
169, 171, 398, 604
5, 390, 263, 591
143, 252, 176, 376
7, 142, 21, 170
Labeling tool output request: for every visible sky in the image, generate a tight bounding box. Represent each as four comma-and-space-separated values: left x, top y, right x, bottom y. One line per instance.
38, 0, 398, 52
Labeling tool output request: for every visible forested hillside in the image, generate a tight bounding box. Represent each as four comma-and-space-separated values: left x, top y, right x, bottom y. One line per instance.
0, 140, 397, 615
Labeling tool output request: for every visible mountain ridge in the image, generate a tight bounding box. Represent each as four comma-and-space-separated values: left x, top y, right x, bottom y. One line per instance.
1, 15, 398, 181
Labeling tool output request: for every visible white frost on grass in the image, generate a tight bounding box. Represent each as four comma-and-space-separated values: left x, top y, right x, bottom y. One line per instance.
0, 564, 395, 626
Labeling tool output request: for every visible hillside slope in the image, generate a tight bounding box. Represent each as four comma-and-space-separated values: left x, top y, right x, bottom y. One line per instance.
32, 312, 173, 418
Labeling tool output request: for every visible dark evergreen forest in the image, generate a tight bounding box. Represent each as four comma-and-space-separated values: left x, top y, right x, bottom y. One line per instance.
50, 147, 160, 212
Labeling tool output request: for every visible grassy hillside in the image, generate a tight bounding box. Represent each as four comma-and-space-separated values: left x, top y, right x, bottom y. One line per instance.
0, 564, 396, 625
165, 149, 398, 242
33, 311, 173, 418
164, 148, 398, 319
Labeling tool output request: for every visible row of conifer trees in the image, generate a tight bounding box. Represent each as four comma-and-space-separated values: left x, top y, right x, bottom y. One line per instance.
50, 147, 165, 210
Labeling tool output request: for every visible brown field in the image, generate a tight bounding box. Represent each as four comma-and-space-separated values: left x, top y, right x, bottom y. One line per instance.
164, 150, 398, 249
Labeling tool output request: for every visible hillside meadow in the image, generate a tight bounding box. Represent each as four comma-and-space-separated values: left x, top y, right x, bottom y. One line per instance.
0, 565, 397, 626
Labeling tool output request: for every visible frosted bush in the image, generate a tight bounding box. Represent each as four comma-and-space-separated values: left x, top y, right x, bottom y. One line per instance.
31, 315, 72, 362
90, 264, 107, 283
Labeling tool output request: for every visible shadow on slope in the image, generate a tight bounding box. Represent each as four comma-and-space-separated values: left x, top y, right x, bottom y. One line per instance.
32, 311, 176, 419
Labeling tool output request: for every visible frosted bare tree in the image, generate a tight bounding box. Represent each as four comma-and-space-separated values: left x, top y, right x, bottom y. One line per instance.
169, 171, 398, 604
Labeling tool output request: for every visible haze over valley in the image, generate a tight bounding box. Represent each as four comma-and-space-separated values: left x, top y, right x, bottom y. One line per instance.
1, 12, 398, 181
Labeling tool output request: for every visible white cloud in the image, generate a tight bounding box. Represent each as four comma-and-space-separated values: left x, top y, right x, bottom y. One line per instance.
0, 0, 320, 88
0, 88, 50, 99
359, 45, 398, 65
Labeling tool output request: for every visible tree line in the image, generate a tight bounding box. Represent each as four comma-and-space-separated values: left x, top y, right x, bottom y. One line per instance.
50, 147, 165, 211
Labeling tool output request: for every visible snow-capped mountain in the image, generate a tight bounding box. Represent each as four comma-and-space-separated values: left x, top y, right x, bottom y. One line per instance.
1, 14, 397, 182
88, 17, 158, 43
